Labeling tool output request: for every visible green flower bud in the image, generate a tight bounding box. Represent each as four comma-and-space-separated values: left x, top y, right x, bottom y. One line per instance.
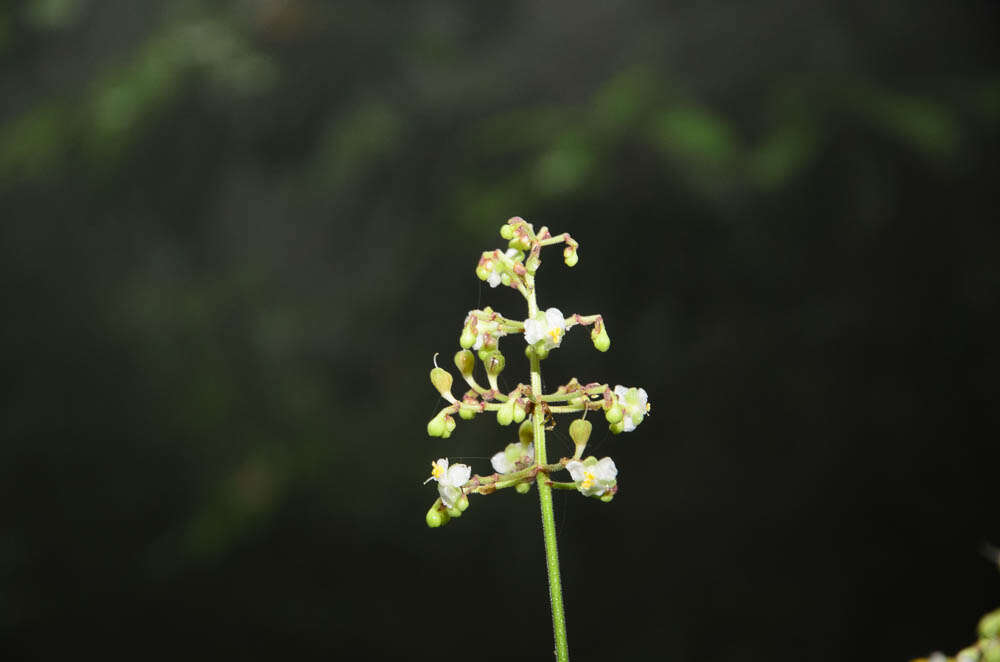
591, 321, 610, 352
454, 349, 475, 377
475, 259, 492, 281
515, 482, 532, 494
459, 405, 476, 420
599, 493, 615, 503
980, 607, 1000, 640
605, 403, 623, 424
456, 494, 470, 512
563, 245, 578, 267
609, 420, 624, 434
500, 272, 511, 286
509, 235, 531, 251
444, 416, 456, 435
518, 418, 534, 445
446, 506, 463, 518
569, 418, 592, 447
426, 500, 450, 527
957, 646, 982, 662
483, 351, 506, 376
430, 367, 453, 398
984, 640, 1000, 662
459, 326, 477, 349
427, 411, 447, 437
497, 399, 515, 426
525, 344, 549, 360
500, 223, 514, 239
512, 399, 527, 423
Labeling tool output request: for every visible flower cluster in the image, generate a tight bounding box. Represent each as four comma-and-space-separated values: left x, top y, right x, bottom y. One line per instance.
422, 216, 650, 526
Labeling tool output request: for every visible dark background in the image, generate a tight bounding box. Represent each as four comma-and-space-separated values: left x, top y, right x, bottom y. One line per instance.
2, 1, 998, 659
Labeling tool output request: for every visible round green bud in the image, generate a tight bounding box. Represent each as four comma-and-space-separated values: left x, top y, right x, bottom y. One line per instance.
459, 405, 475, 420
497, 399, 515, 426
509, 236, 531, 251
533, 344, 549, 360
444, 416, 456, 434
459, 326, 477, 349
430, 367, 453, 397
515, 482, 531, 494
980, 607, 1000, 640
563, 246, 578, 267
605, 404, 623, 424
446, 506, 462, 518
512, 399, 527, 423
426, 502, 449, 527
609, 420, 624, 435
454, 349, 475, 376
599, 493, 615, 503
427, 411, 447, 437
500, 223, 514, 239
456, 494, 470, 512
518, 419, 534, 445
569, 418, 592, 447
500, 272, 511, 286
984, 640, 1000, 662
591, 323, 610, 352
484, 351, 506, 376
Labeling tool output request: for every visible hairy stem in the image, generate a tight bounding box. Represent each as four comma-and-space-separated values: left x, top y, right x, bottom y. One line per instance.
527, 282, 570, 661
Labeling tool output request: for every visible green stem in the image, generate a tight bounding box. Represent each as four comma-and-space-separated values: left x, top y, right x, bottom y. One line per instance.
527, 283, 570, 661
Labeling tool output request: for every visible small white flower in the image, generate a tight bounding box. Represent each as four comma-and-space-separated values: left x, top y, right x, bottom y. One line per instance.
486, 249, 520, 288
491, 442, 534, 474
566, 457, 617, 497
524, 307, 568, 349
425, 458, 471, 508
613, 385, 649, 432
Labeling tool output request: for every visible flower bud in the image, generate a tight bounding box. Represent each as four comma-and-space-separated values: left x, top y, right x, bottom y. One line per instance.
454, 349, 475, 377
515, 482, 532, 494
980, 607, 1000, 640
496, 399, 515, 426
605, 403, 623, 424
483, 350, 505, 376
459, 404, 476, 420
456, 494, 470, 512
426, 501, 449, 527
427, 410, 448, 437
525, 344, 549, 360
446, 506, 463, 518
569, 418, 592, 447
500, 223, 514, 239
430, 367, 454, 398
563, 245, 578, 267
599, 493, 615, 503
518, 418, 534, 445
500, 272, 511, 286
609, 420, 624, 435
509, 235, 531, 251
459, 326, 477, 349
591, 321, 610, 352
444, 416, 456, 435
512, 399, 527, 423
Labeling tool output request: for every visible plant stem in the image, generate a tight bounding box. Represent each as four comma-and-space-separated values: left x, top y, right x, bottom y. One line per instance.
527, 282, 570, 661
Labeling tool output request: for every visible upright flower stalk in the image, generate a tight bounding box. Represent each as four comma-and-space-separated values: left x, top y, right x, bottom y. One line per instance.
422, 218, 650, 660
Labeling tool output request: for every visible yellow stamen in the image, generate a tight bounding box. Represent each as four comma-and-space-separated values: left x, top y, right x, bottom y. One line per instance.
581, 471, 595, 489
548, 328, 562, 344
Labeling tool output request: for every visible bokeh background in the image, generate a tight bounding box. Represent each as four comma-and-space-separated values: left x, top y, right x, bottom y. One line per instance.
2, 1, 999, 659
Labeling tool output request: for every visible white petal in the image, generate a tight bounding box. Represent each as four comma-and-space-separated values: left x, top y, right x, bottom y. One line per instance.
447, 463, 471, 487
636, 388, 648, 409
491, 451, 515, 474
472, 334, 484, 351
487, 271, 501, 288
504, 248, 519, 259
595, 457, 618, 481
614, 385, 628, 400
622, 415, 636, 432
438, 484, 461, 508
544, 308, 566, 329
524, 443, 535, 461
524, 318, 543, 344
566, 460, 585, 482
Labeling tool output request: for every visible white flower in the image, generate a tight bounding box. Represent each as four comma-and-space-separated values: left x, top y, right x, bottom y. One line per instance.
491, 442, 534, 474
566, 457, 617, 497
487, 249, 520, 288
614, 385, 649, 432
425, 458, 471, 508
524, 307, 568, 349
